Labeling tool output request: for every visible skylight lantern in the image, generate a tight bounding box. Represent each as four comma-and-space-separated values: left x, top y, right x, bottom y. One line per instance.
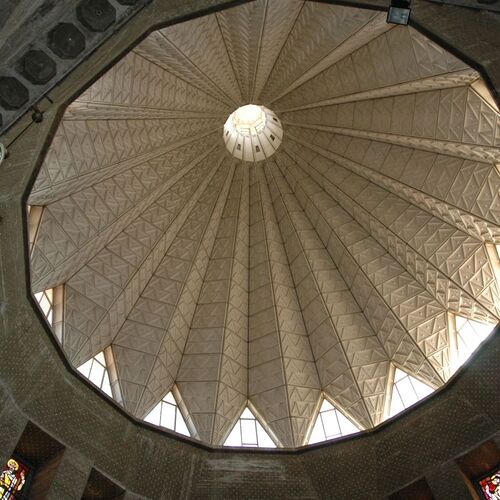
223, 104, 283, 162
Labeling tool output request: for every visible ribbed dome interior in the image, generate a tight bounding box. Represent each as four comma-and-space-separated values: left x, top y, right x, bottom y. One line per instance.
28, 0, 500, 447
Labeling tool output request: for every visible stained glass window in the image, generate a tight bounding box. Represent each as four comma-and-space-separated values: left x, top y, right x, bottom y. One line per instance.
308, 399, 359, 444
455, 316, 497, 367
224, 407, 276, 448
77, 351, 113, 397
144, 392, 190, 436
477, 467, 500, 499
389, 368, 434, 417
0, 457, 29, 499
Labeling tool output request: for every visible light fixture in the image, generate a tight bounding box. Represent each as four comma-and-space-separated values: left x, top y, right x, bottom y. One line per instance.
387, 0, 411, 25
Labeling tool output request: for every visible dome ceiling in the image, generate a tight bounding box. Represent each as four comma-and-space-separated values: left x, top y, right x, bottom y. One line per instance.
28, 0, 500, 448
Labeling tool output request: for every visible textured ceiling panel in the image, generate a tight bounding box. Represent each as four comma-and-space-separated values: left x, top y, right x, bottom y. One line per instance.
282, 132, 500, 321
28, 1, 500, 447
176, 166, 249, 445
273, 25, 470, 110
216, 0, 268, 103
251, 0, 303, 102
259, 3, 377, 104
159, 15, 243, 105
134, 33, 233, 106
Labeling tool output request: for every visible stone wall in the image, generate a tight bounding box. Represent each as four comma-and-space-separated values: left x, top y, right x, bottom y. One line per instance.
0, 1, 499, 498
0, 312, 497, 498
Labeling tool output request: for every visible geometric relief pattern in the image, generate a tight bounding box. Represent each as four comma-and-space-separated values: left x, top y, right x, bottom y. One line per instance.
263, 161, 389, 429
248, 165, 321, 448
28, 1, 499, 448
175, 166, 247, 445
280, 137, 500, 325
273, 25, 469, 110
282, 126, 500, 244
272, 152, 448, 383
259, 3, 378, 104
215, 0, 268, 103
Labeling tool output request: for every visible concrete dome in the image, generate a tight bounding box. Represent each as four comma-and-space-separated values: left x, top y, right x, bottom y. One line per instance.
27, 0, 500, 448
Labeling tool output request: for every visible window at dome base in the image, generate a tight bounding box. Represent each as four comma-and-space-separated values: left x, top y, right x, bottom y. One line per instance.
452, 316, 497, 372
224, 407, 276, 448
33, 285, 63, 342
144, 391, 190, 437
223, 104, 282, 162
34, 288, 54, 325
308, 399, 360, 444
389, 368, 434, 418
77, 351, 113, 398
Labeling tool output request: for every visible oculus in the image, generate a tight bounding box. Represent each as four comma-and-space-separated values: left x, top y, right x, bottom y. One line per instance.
223, 104, 283, 162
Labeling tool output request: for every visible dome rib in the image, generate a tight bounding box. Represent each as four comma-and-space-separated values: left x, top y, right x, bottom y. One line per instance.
134, 34, 236, 109
259, 3, 377, 104
263, 158, 381, 429
249, 164, 321, 447
280, 136, 499, 325
209, 165, 250, 445
175, 163, 247, 445
70, 146, 226, 367
250, 0, 304, 103
112, 152, 233, 416
158, 15, 243, 106
270, 21, 469, 108
28, 1, 500, 448
266, 12, 391, 106
283, 124, 500, 319
273, 147, 447, 386
30, 135, 222, 294
284, 124, 500, 248
28, 128, 222, 207
216, 1, 268, 103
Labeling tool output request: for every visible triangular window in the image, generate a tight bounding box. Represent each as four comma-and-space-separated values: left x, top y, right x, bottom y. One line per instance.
389, 368, 434, 417
34, 288, 54, 325
77, 351, 113, 398
224, 407, 276, 448
144, 392, 190, 437
34, 285, 64, 342
454, 316, 496, 367
308, 399, 359, 444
